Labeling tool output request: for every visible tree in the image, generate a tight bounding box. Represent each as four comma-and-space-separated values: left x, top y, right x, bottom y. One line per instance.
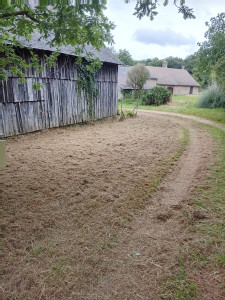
194, 13, 225, 87
148, 57, 163, 67
117, 49, 134, 66
127, 63, 150, 91
0, 0, 114, 80
165, 56, 184, 69
184, 53, 198, 75
0, 0, 195, 80
126, 63, 150, 110
125, 0, 195, 20
214, 56, 225, 90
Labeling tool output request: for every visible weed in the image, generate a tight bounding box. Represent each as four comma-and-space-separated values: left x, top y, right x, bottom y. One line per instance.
161, 267, 198, 300
218, 254, 225, 268
125, 110, 136, 118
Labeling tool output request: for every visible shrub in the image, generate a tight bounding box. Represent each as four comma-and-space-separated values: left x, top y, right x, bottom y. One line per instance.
198, 83, 225, 108
141, 86, 172, 106
120, 89, 132, 98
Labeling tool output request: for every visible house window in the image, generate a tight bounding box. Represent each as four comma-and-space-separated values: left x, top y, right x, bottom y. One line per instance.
167, 86, 174, 94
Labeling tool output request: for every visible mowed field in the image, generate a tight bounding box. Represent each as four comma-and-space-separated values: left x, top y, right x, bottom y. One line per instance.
1, 112, 224, 299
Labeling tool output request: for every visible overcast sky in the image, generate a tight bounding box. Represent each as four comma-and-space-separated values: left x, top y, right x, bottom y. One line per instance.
105, 0, 224, 60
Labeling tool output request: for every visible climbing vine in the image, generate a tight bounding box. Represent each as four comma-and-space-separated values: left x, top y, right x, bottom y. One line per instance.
76, 58, 101, 119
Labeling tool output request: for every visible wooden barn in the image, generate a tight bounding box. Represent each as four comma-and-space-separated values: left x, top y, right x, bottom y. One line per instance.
0, 35, 121, 137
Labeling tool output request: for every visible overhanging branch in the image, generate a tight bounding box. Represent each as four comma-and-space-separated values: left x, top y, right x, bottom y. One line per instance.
0, 11, 40, 23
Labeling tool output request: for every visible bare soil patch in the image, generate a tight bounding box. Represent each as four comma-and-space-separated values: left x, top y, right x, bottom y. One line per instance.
0, 112, 224, 299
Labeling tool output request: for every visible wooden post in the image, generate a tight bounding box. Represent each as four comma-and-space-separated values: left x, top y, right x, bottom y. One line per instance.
0, 140, 6, 169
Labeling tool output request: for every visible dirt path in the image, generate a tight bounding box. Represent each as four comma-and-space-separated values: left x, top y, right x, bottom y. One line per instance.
1, 112, 224, 299
93, 112, 222, 299
139, 109, 225, 131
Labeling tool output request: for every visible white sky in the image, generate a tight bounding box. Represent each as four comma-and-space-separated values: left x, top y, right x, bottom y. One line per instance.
105, 0, 224, 60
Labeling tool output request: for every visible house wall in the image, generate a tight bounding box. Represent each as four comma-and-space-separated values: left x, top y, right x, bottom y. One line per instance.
0, 50, 118, 137
173, 85, 199, 95
192, 87, 199, 95
158, 85, 199, 95
144, 78, 157, 89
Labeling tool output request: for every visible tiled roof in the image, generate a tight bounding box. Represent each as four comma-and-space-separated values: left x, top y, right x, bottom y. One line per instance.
17, 32, 122, 65
146, 66, 200, 87
118, 65, 200, 88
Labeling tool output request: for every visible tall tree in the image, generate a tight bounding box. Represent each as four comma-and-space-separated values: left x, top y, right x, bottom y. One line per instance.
194, 13, 225, 87
148, 57, 163, 67
117, 49, 134, 66
165, 56, 184, 69
127, 63, 150, 90
184, 53, 198, 75
0, 0, 195, 79
127, 63, 150, 109
0, 0, 114, 80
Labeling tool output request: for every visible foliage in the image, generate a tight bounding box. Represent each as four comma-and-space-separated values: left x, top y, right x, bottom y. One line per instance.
138, 55, 196, 75
125, 0, 195, 21
184, 53, 198, 75
141, 86, 171, 106
198, 83, 225, 109
0, 0, 196, 80
0, 1, 113, 80
165, 56, 184, 69
117, 49, 134, 66
76, 59, 99, 119
214, 56, 225, 90
194, 13, 225, 87
125, 110, 136, 118
120, 88, 133, 99
127, 63, 150, 91
147, 57, 163, 67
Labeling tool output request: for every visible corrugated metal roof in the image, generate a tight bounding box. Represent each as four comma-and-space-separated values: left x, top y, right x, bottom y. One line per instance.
17, 32, 122, 65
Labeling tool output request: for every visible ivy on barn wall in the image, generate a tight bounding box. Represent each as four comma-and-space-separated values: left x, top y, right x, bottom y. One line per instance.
76, 59, 101, 119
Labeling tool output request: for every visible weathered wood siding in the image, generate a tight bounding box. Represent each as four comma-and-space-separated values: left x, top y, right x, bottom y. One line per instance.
0, 50, 118, 137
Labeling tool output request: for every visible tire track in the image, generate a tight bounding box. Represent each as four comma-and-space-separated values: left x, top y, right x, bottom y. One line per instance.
95, 112, 218, 300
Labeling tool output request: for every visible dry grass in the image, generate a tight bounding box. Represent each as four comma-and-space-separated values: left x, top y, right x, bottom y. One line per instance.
0, 115, 185, 299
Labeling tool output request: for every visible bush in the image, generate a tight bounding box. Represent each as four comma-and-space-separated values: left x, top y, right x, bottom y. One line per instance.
198, 83, 225, 109
141, 86, 171, 106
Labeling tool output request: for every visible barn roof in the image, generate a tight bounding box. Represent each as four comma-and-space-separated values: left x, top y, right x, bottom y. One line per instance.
118, 65, 200, 88
17, 32, 122, 65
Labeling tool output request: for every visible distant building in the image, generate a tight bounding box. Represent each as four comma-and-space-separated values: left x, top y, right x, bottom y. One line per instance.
118, 60, 200, 98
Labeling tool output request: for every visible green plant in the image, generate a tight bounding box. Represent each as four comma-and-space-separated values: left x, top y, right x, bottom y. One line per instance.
198, 83, 225, 108
141, 86, 172, 105
120, 89, 133, 99
76, 60, 100, 119
125, 110, 136, 118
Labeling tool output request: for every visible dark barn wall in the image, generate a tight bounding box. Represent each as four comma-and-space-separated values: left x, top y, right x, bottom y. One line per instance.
0, 50, 118, 137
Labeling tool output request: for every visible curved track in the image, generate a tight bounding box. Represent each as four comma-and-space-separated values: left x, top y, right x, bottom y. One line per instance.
95, 111, 224, 300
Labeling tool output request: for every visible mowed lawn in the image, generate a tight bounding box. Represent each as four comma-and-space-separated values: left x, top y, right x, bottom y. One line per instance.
0, 114, 186, 299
